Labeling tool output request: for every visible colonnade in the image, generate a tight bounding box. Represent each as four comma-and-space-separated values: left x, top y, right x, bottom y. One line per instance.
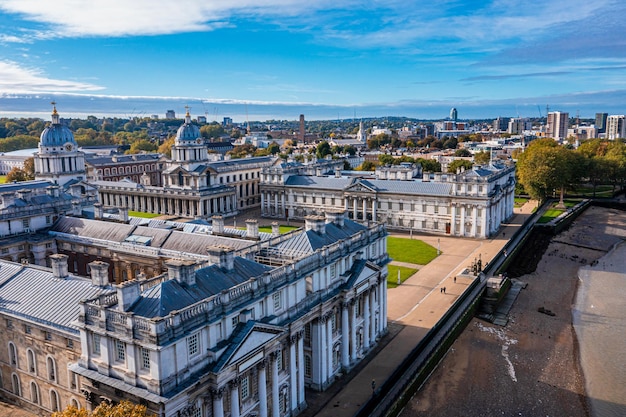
98, 190, 237, 219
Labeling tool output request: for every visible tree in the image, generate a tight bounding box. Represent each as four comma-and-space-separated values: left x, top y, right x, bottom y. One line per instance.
517, 139, 581, 204
357, 161, 376, 171
6, 167, 30, 182
474, 150, 491, 165
416, 158, 441, 172
53, 400, 155, 417
378, 154, 395, 166
316, 141, 331, 159
157, 136, 175, 157
23, 157, 35, 178
447, 159, 473, 174
200, 123, 225, 139
454, 148, 472, 157
267, 141, 280, 155
126, 139, 157, 154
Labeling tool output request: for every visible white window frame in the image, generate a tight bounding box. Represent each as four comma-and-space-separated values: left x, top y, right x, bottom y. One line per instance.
240, 375, 250, 400
92, 334, 101, 355
273, 291, 282, 311
115, 339, 126, 362
141, 347, 151, 370
187, 333, 199, 357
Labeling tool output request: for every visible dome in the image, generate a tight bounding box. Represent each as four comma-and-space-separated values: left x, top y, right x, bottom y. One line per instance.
40, 104, 76, 148
175, 108, 201, 145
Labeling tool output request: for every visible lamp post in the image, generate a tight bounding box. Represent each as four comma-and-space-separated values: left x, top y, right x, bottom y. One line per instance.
437, 238, 441, 256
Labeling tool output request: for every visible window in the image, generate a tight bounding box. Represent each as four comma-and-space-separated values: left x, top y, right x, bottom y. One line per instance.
47, 357, 56, 381
9, 342, 17, 366
92, 334, 101, 355
46, 215, 52, 224
273, 291, 282, 311
30, 381, 39, 404
45, 331, 52, 341
141, 348, 150, 370
69, 371, 77, 390
240, 375, 250, 400
1, 248, 7, 254
115, 339, 126, 362
331, 312, 337, 333
22, 219, 29, 228
399, 202, 403, 210
330, 263, 336, 279
27, 349, 36, 373
6, 319, 13, 329
304, 354, 312, 378
276, 349, 283, 372
187, 333, 199, 357
50, 389, 60, 412
231, 316, 239, 329
12, 373, 20, 396
387, 202, 392, 210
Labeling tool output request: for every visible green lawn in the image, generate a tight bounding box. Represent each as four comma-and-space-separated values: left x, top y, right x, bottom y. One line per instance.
387, 265, 418, 289
0, 176, 6, 184
387, 236, 439, 265
514, 197, 529, 207
537, 200, 578, 223
258, 225, 299, 234
128, 211, 161, 219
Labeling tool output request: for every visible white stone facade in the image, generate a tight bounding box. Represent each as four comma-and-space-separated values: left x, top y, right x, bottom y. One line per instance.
260, 163, 516, 238
70, 214, 388, 417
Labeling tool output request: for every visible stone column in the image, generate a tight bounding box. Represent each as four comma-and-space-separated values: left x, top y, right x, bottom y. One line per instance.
341, 302, 350, 368
460, 204, 466, 237
326, 312, 333, 379
289, 335, 298, 411
212, 388, 225, 417
258, 361, 268, 417
353, 198, 357, 220
471, 205, 478, 237
450, 204, 457, 235
363, 291, 370, 349
297, 330, 305, 406
350, 300, 357, 362
271, 351, 280, 417
372, 199, 377, 221
369, 286, 376, 343
261, 192, 265, 215
319, 317, 327, 383
362, 198, 367, 221
229, 379, 240, 417
281, 193, 286, 217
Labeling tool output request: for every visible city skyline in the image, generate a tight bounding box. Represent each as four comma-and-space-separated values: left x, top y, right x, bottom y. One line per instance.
1, 0, 626, 121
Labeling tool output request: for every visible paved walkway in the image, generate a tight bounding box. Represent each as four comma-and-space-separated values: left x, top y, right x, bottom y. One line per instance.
314, 202, 537, 417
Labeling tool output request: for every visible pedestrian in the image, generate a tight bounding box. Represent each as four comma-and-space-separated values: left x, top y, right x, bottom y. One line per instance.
503, 232, 506, 238
440, 287, 443, 293
443, 287, 446, 294
454, 276, 456, 283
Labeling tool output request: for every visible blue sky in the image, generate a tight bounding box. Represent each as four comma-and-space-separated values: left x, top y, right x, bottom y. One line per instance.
0, 0, 625, 121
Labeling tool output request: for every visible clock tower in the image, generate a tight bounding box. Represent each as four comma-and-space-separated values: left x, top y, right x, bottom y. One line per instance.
34, 102, 86, 187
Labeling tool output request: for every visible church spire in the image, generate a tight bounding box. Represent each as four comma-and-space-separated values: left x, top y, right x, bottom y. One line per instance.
51, 101, 60, 125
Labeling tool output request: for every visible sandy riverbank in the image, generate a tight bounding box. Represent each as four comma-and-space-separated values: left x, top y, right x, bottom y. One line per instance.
401, 205, 626, 417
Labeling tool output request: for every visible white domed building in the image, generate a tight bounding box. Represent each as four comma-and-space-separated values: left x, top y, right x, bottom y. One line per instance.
34, 103, 86, 187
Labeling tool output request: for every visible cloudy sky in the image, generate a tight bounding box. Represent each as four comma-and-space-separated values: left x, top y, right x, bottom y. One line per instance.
0, 0, 625, 120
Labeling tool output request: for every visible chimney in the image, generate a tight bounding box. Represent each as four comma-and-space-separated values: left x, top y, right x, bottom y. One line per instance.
246, 219, 259, 239
164, 259, 196, 286
119, 206, 129, 223
212, 215, 224, 234
140, 172, 151, 186
88, 260, 110, 287
422, 171, 430, 182
116, 280, 141, 312
49, 254, 69, 279
46, 185, 60, 198
207, 246, 235, 271
335, 169, 341, 178
93, 203, 103, 220
325, 211, 345, 228
72, 201, 82, 216
16, 189, 32, 201
305, 215, 326, 235
316, 167, 323, 177
271, 221, 280, 237
0, 192, 15, 209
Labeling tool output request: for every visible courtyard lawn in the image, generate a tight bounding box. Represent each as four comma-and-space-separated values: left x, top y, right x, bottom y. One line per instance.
387, 236, 438, 265
0, 176, 6, 184
387, 264, 418, 289
128, 211, 161, 219
514, 197, 529, 207
258, 225, 299, 234
537, 200, 578, 224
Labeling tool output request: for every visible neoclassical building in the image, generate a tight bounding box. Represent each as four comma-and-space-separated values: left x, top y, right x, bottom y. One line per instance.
94, 110, 276, 219
260, 161, 516, 238
0, 211, 388, 417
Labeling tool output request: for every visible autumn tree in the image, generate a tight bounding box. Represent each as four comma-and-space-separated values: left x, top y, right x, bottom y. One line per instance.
454, 148, 472, 157
157, 136, 175, 157
447, 159, 473, 174
126, 139, 157, 154
52, 400, 155, 417
474, 150, 491, 165
316, 141, 331, 159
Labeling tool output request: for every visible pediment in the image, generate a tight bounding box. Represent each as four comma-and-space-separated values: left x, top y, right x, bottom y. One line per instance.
345, 181, 376, 194
215, 323, 283, 372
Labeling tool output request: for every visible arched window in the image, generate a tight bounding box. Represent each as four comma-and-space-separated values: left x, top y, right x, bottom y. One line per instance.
47, 357, 56, 382
27, 349, 36, 373
30, 381, 39, 404
112, 168, 117, 175
8, 342, 17, 366
70, 398, 80, 409
12, 373, 20, 396
50, 389, 60, 412
125, 166, 131, 174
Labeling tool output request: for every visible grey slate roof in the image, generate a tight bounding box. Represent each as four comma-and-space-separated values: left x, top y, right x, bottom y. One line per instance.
0, 260, 114, 334
51, 217, 136, 242
275, 219, 367, 253
160, 229, 257, 253
361, 179, 453, 196
128, 257, 272, 318
285, 176, 355, 190
0, 179, 54, 193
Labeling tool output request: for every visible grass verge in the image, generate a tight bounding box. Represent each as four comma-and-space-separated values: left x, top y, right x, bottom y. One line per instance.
128, 211, 161, 219
387, 264, 418, 289
387, 236, 438, 264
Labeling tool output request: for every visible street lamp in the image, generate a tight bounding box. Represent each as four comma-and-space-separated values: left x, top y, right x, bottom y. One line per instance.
437, 238, 441, 256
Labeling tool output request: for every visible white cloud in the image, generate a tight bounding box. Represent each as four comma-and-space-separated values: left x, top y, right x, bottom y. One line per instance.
0, 60, 104, 93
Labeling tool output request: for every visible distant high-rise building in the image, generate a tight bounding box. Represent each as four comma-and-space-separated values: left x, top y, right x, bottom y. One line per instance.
196, 115, 207, 124
450, 107, 458, 121
546, 111, 569, 140
165, 109, 176, 119
493, 117, 508, 132
299, 114, 305, 143
223, 116, 233, 127
606, 115, 626, 140
507, 118, 531, 135
595, 112, 608, 134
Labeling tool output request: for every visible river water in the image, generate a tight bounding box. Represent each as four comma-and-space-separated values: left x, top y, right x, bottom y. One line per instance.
573, 242, 626, 417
